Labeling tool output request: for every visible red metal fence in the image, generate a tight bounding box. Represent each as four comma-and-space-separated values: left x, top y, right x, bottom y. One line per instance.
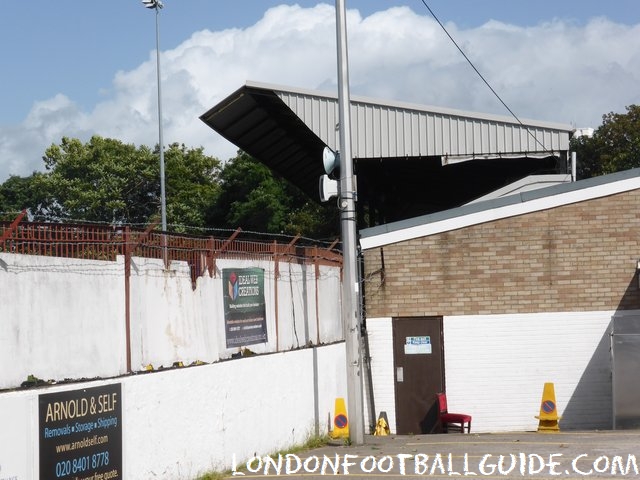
0, 212, 342, 287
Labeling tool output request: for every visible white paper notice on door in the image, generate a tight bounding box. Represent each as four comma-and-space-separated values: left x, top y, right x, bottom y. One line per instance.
404, 335, 432, 354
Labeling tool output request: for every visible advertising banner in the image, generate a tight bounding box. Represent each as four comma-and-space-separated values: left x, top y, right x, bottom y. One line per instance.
222, 267, 267, 348
39, 383, 122, 480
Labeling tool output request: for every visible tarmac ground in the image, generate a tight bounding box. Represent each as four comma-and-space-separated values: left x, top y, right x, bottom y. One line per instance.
226, 430, 640, 479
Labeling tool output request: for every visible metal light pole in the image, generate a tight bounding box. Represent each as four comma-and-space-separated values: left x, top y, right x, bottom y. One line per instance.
142, 0, 167, 234
335, 0, 365, 445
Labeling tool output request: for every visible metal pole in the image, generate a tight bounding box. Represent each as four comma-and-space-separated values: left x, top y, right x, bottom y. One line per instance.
153, 6, 167, 233
335, 0, 365, 445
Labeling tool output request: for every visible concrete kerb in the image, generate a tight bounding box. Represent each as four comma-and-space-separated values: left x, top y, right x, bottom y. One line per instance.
227, 431, 640, 478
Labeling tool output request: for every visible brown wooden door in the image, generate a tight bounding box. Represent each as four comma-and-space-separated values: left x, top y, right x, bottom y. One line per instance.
393, 317, 444, 434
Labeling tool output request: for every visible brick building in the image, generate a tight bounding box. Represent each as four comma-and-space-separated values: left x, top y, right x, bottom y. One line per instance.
360, 168, 640, 433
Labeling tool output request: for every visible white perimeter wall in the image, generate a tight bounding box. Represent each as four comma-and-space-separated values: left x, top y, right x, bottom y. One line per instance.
0, 253, 127, 387
366, 311, 618, 433
0, 252, 342, 389
129, 256, 342, 370
0, 342, 347, 480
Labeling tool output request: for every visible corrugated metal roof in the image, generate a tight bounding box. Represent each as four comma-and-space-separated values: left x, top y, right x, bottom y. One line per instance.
200, 82, 328, 203
274, 82, 571, 160
200, 81, 574, 224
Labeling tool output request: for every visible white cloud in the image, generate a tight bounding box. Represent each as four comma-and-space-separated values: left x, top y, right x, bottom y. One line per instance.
1, 4, 639, 182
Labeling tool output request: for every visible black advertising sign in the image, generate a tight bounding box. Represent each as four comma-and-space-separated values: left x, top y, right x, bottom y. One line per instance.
223, 267, 268, 348
39, 383, 122, 480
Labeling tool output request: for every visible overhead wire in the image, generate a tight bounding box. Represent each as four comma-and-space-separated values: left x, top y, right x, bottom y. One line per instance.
418, 0, 556, 156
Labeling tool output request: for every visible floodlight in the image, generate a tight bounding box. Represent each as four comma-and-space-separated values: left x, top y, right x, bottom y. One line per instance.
142, 0, 163, 9
142, 0, 167, 254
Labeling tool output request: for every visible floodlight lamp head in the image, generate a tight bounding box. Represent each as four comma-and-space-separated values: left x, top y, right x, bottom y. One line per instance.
322, 146, 340, 179
142, 0, 163, 9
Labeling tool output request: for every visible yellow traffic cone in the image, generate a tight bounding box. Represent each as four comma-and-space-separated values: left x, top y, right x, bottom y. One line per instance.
374, 413, 390, 436
535, 382, 561, 432
330, 398, 350, 439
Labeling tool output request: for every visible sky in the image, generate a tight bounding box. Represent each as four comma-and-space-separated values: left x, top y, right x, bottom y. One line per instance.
1, 0, 639, 182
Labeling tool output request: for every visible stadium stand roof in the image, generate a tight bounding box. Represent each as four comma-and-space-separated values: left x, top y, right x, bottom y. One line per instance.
201, 81, 574, 226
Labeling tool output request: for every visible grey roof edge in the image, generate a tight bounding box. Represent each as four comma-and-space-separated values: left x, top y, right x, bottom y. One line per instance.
360, 167, 640, 240
199, 83, 254, 121
465, 174, 572, 204
242, 80, 575, 132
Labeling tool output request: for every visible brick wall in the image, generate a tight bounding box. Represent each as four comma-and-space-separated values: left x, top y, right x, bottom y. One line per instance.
363, 189, 640, 317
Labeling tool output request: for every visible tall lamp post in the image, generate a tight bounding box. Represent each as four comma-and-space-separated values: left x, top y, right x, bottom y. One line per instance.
335, 0, 365, 445
142, 0, 167, 234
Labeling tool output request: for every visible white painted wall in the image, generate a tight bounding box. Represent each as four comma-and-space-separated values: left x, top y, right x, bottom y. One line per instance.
0, 392, 35, 479
363, 317, 396, 433
0, 252, 342, 390
444, 311, 614, 432
0, 342, 347, 480
364, 312, 616, 433
317, 265, 343, 344
130, 256, 213, 369
274, 261, 342, 350
0, 253, 127, 388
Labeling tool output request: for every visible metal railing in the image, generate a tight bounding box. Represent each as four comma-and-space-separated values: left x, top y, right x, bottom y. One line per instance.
0, 213, 342, 287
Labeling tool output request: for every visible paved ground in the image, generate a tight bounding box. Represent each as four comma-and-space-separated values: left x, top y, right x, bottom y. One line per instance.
226, 431, 640, 479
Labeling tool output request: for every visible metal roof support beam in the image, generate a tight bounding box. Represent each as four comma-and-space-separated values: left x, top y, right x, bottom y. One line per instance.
209, 227, 243, 277
0, 209, 27, 246
274, 234, 301, 279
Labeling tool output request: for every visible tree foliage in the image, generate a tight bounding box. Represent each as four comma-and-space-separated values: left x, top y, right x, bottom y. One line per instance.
206, 152, 339, 239
162, 142, 221, 230
41, 136, 161, 223
573, 104, 640, 179
0, 136, 220, 229
0, 136, 339, 240
0, 172, 49, 220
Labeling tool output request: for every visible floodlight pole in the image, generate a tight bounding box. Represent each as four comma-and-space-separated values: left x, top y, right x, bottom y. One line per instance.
335, 0, 365, 445
143, 0, 168, 237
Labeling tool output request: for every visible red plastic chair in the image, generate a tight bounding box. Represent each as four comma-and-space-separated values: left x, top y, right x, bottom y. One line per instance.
437, 392, 472, 433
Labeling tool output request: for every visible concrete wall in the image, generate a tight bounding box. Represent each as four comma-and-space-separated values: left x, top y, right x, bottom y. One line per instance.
365, 311, 618, 433
0, 342, 347, 480
0, 252, 342, 390
0, 254, 127, 388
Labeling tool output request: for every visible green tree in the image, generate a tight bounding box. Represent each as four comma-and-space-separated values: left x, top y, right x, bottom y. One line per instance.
36, 136, 220, 228
1, 137, 338, 240
208, 152, 339, 239
0, 172, 50, 221
163, 143, 221, 231
41, 136, 158, 222
574, 105, 640, 179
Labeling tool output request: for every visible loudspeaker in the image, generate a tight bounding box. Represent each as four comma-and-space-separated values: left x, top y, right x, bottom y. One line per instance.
322, 147, 340, 179
319, 174, 339, 202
